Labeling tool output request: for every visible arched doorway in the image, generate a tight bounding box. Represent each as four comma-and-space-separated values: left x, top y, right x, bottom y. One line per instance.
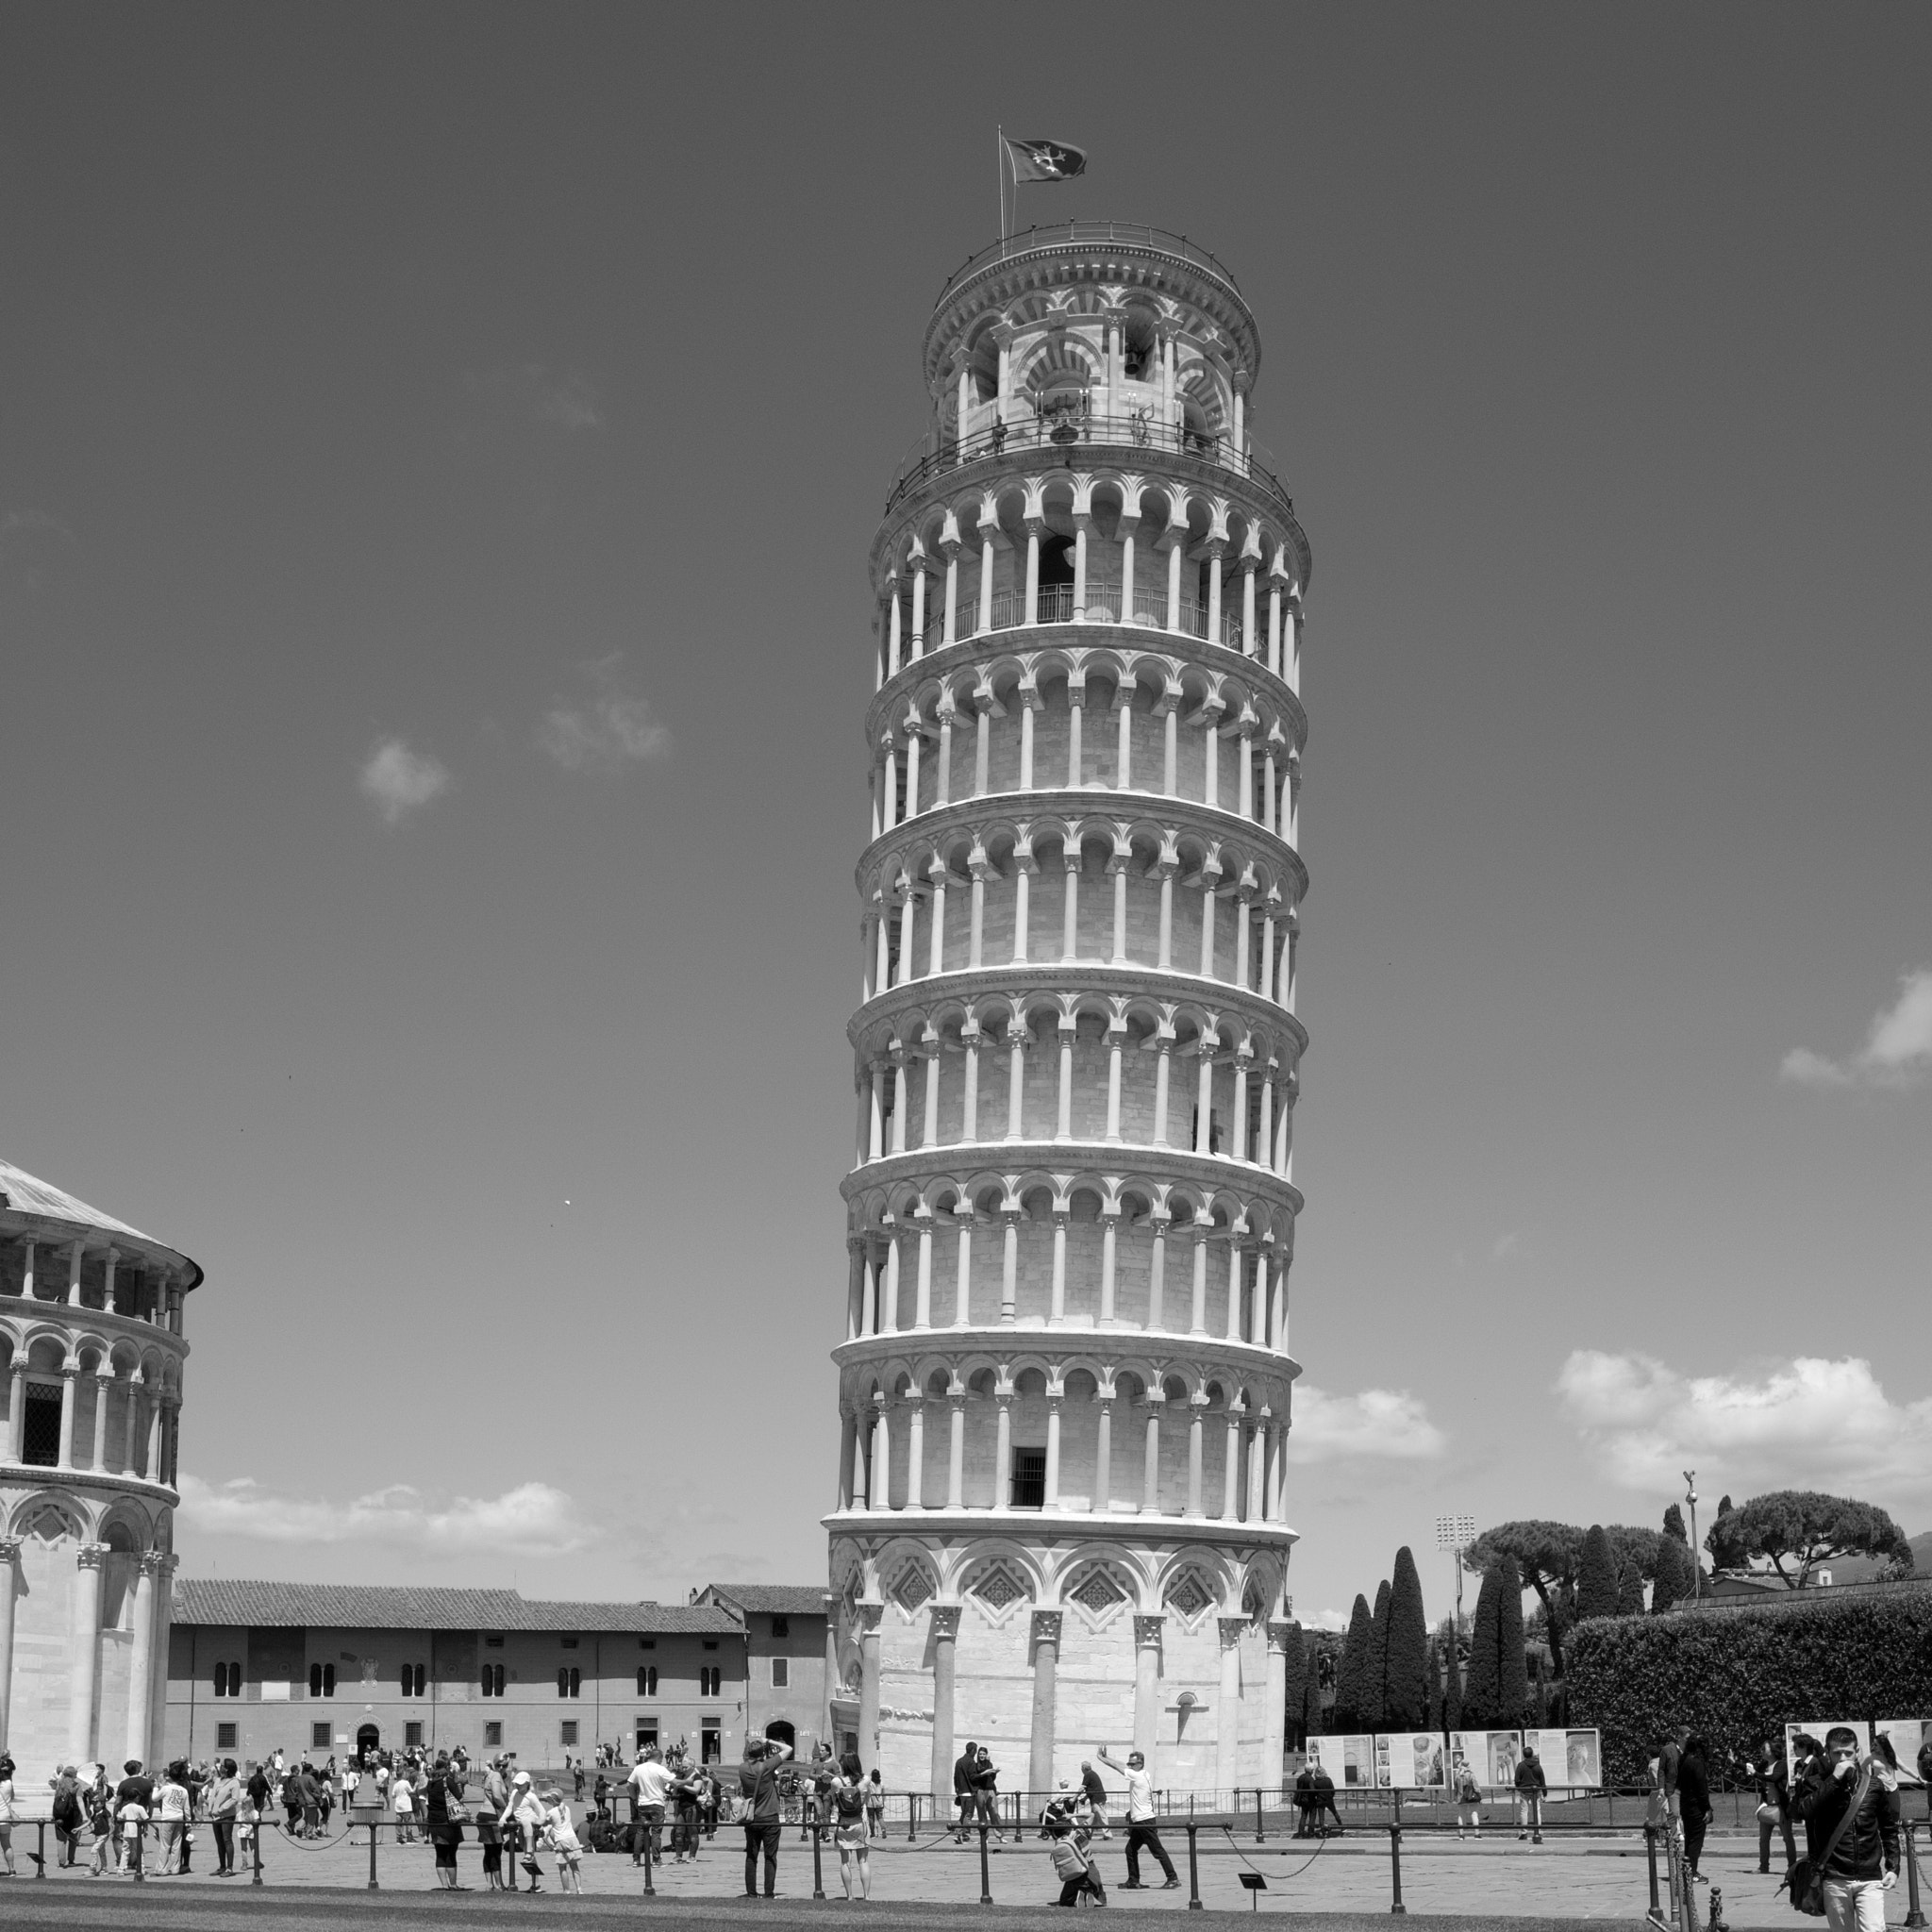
764, 1720, 796, 1750
356, 1724, 380, 1761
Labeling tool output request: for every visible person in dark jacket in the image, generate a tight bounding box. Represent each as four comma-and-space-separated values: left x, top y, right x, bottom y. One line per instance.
1793, 1728, 1900, 1932
1514, 1745, 1548, 1843
1677, 1736, 1713, 1882
953, 1741, 979, 1843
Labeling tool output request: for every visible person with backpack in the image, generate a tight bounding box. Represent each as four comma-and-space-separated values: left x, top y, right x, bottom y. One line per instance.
1046, 1798, 1108, 1907
737, 1735, 795, 1898
828, 1753, 872, 1899
1456, 1758, 1484, 1840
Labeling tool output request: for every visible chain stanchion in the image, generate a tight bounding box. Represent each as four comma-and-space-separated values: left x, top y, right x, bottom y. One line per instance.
367, 1817, 379, 1890
34, 1821, 46, 1878
1906, 1822, 1927, 1931
812, 1805, 826, 1901
978, 1822, 992, 1905
1255, 1786, 1266, 1843
1389, 1818, 1407, 1915
1645, 1824, 1667, 1928
641, 1817, 655, 1897
1187, 1821, 1203, 1909
908, 1791, 919, 1842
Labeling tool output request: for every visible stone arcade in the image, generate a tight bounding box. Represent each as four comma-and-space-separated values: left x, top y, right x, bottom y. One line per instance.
0, 1158, 194, 1782
828, 224, 1310, 1801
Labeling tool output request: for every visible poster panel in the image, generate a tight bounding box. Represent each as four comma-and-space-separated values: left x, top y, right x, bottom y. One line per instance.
1876, 1719, 1928, 1783
1528, 1728, 1602, 1789
1308, 1734, 1375, 1787
1450, 1729, 1524, 1789
1785, 1721, 1871, 1771
1378, 1732, 1449, 1790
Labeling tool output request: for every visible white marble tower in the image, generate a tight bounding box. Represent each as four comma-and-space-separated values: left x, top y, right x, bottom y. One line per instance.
827, 224, 1310, 1804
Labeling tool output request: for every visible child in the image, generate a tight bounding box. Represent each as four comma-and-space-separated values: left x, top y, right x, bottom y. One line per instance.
119, 1791, 151, 1878
89, 1776, 116, 1876
1050, 1817, 1107, 1907
542, 1791, 584, 1895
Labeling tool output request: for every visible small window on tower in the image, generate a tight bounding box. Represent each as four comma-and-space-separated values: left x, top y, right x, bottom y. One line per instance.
1011, 1447, 1046, 1509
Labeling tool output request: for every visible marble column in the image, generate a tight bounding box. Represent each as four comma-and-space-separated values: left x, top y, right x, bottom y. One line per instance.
1264, 1623, 1291, 1789
68, 1541, 110, 1766
125, 1551, 161, 1765
928, 1604, 961, 1804
857, 1602, 883, 1774
1132, 1615, 1164, 1761
1027, 1609, 1061, 1803
1215, 1616, 1245, 1795
147, 1553, 177, 1770
0, 1538, 19, 1750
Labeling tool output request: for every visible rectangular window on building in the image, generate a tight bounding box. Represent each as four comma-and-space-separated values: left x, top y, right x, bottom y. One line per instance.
1011, 1447, 1046, 1508
485, 1635, 505, 1648
217, 1723, 238, 1750
401, 1664, 425, 1697
557, 1667, 580, 1698
213, 1661, 242, 1698
22, 1383, 62, 1467
771, 1616, 790, 1639
771, 1657, 790, 1689
308, 1663, 335, 1698
701, 1726, 721, 1764
637, 1666, 658, 1696
699, 1666, 721, 1697
560, 1721, 578, 1746
639, 1638, 656, 1649
560, 1636, 579, 1649
484, 1722, 503, 1747
481, 1664, 505, 1697
703, 1639, 719, 1650
635, 1724, 658, 1756
312, 1723, 330, 1749
405, 1722, 424, 1748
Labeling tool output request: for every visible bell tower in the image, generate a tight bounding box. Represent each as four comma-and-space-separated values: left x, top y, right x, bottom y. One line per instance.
828, 223, 1310, 1803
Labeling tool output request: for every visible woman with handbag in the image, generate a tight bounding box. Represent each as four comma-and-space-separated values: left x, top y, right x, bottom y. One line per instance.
425, 1754, 468, 1891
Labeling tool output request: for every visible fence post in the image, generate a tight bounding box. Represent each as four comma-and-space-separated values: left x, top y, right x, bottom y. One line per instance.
908, 1791, 918, 1842
1256, 1784, 1266, 1844
1389, 1821, 1407, 1916
978, 1823, 992, 1906
812, 1812, 825, 1902
368, 1818, 379, 1890
250, 1812, 260, 1886
1644, 1824, 1665, 1928
1187, 1821, 1203, 1909
35, 1820, 46, 1877
641, 1818, 655, 1897
1905, 1822, 1926, 1932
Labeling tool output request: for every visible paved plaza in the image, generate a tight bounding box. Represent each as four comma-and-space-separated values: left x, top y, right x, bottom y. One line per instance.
7, 1823, 1920, 1929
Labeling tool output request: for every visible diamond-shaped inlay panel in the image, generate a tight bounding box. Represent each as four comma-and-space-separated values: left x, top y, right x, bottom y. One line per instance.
1072, 1568, 1124, 1613
891, 1564, 934, 1613
971, 1563, 1027, 1612
1166, 1572, 1211, 1618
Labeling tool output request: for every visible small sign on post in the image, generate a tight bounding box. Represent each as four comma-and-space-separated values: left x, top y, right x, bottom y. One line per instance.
1240, 1870, 1269, 1911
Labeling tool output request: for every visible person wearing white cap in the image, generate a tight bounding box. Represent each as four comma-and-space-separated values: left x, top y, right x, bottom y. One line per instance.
499, 1772, 549, 1893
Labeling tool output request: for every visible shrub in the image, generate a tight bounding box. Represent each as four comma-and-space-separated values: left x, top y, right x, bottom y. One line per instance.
1567, 1591, 1932, 1784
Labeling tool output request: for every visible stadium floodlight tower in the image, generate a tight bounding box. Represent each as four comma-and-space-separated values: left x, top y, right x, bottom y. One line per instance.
825, 222, 1312, 1807
1, 1158, 198, 1781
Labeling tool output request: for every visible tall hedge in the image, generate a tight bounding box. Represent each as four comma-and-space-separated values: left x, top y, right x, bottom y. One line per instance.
1568, 1591, 1932, 1784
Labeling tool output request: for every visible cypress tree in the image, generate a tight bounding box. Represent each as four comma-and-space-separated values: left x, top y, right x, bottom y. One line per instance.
1301, 1631, 1326, 1738
1363, 1578, 1391, 1729
1281, 1621, 1307, 1745
1663, 1503, 1688, 1544
1384, 1547, 1430, 1726
1442, 1624, 1463, 1732
1497, 1556, 1529, 1722
1333, 1593, 1374, 1732
1576, 1524, 1620, 1621
1651, 1533, 1693, 1613
1463, 1566, 1503, 1724
1617, 1562, 1647, 1616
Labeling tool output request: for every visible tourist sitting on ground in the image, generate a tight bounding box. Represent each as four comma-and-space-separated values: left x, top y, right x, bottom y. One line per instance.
1049, 1810, 1108, 1908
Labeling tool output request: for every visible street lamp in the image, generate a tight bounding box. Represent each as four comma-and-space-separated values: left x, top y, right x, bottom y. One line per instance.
1683, 1472, 1700, 1603
1436, 1513, 1476, 1627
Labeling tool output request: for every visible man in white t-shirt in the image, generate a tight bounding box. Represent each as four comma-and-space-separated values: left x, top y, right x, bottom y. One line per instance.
627, 1747, 675, 1865
1095, 1747, 1179, 1890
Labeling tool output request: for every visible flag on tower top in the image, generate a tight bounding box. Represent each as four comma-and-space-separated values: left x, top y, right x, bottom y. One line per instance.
1005, 137, 1086, 182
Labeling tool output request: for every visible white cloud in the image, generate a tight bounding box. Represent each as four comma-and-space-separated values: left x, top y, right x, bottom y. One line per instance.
1305, 1607, 1352, 1632
1557, 1349, 1932, 1499
359, 737, 450, 824
465, 364, 603, 431
1780, 969, 1932, 1090
1288, 1385, 1447, 1463
178, 1475, 599, 1557
1491, 1231, 1524, 1261
539, 664, 671, 774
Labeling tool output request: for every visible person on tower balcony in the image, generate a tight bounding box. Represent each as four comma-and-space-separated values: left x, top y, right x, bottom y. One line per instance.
1095, 1746, 1179, 1890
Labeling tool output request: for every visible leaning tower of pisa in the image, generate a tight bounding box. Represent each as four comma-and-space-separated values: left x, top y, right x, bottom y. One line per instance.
1, 1158, 195, 1781
826, 224, 1310, 1804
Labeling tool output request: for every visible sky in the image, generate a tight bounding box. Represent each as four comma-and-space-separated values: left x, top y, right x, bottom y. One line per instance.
3, 3, 1929, 1633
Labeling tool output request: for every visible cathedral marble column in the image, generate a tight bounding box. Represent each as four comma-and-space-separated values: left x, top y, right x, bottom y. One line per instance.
857, 1600, 883, 1774
1132, 1614, 1164, 1761
1215, 1617, 1245, 1795
0, 1538, 19, 1750
67, 1541, 109, 1765
1027, 1609, 1061, 1804
928, 1604, 960, 1804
